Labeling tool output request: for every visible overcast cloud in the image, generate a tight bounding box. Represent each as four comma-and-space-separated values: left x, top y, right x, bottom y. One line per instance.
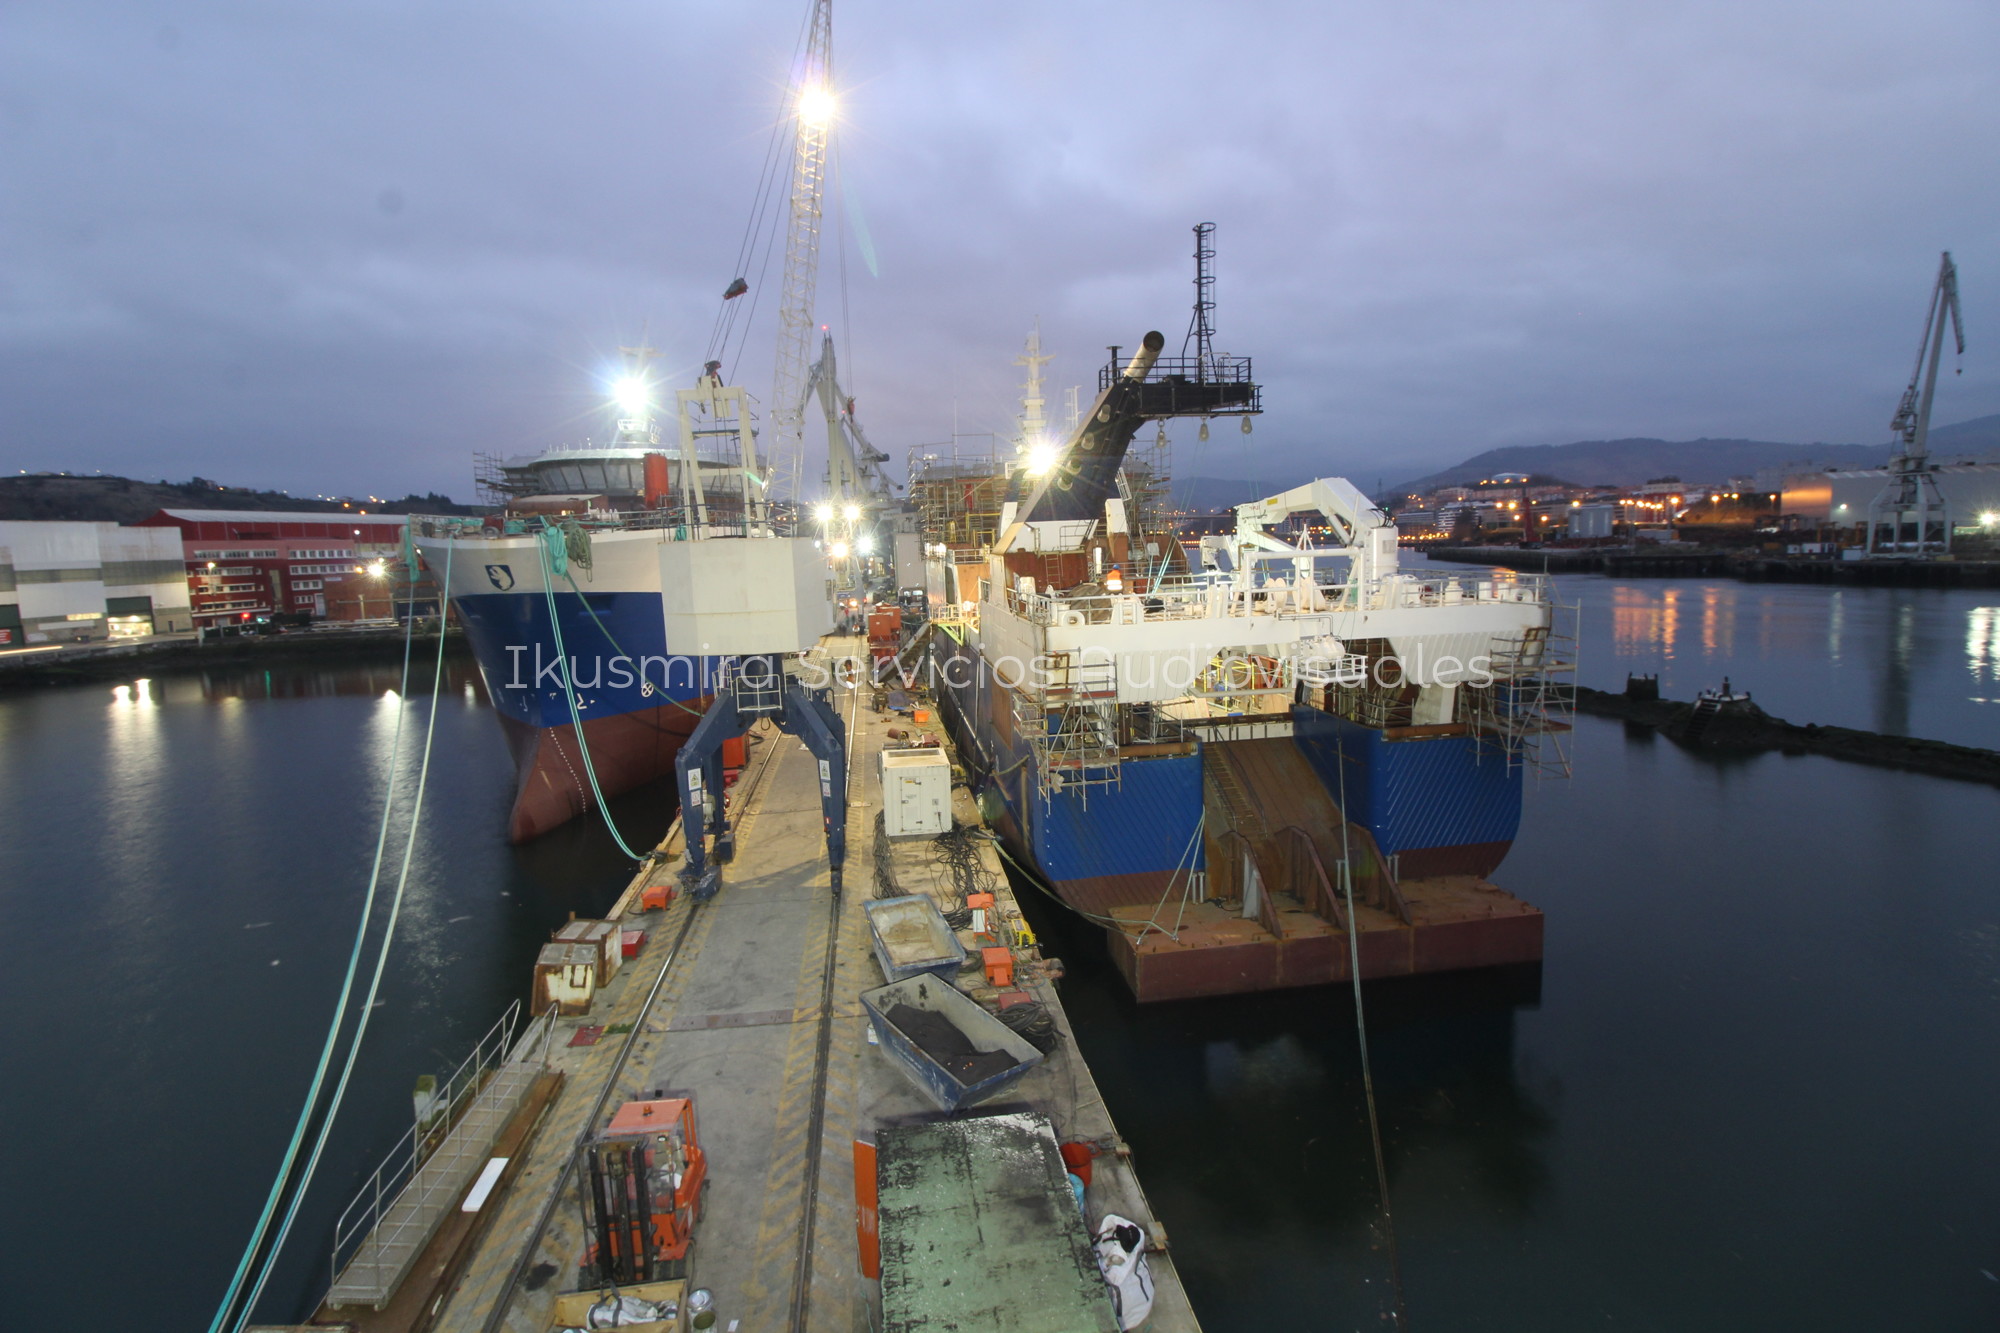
4, 0, 1998, 500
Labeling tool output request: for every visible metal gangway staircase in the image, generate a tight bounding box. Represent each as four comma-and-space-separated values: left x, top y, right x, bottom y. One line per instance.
325, 1003, 554, 1310
1469, 616, 1578, 779
1010, 650, 1123, 806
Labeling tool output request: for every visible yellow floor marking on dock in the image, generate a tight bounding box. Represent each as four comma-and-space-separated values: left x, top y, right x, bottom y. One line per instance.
732, 882, 835, 1328
800, 894, 876, 1332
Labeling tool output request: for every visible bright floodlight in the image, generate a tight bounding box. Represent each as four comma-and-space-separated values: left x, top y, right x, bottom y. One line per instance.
1024, 439, 1060, 477
799, 83, 836, 129
829, 541, 850, 560
368, 560, 388, 578
843, 503, 861, 521
1983, 511, 1999, 527
614, 375, 649, 415
858, 533, 876, 554
814, 503, 835, 523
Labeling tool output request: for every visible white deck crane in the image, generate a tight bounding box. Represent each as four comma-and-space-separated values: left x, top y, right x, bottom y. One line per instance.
1869, 252, 1964, 555
768, 0, 834, 507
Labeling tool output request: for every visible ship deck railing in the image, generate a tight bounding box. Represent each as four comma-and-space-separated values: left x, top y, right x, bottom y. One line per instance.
1000, 569, 1553, 627
409, 510, 802, 541
324, 1001, 556, 1311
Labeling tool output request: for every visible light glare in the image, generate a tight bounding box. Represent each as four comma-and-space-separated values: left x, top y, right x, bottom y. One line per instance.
1024, 439, 1060, 477
613, 375, 649, 415
799, 84, 836, 129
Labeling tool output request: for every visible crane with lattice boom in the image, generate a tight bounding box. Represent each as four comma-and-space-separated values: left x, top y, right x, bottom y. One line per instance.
767, 0, 834, 506
1869, 252, 1965, 555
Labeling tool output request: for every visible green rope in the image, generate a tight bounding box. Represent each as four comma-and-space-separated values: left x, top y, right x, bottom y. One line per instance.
538, 527, 644, 860
558, 562, 705, 718
231, 538, 459, 1330
207, 547, 424, 1333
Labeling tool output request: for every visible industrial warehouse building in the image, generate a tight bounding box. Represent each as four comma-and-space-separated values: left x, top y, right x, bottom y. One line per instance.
1782, 461, 2000, 535
0, 521, 193, 647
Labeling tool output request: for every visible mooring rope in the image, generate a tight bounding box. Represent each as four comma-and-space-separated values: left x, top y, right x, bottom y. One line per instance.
537, 527, 643, 860
207, 548, 428, 1333
231, 537, 461, 1330
1335, 730, 1409, 1329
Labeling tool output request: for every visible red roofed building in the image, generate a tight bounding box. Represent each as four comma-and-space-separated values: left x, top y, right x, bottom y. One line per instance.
132, 509, 411, 626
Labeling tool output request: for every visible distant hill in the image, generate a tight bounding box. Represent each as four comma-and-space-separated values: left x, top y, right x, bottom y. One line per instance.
1389, 414, 2000, 496
0, 473, 476, 524
1927, 412, 2000, 454
1391, 438, 1883, 495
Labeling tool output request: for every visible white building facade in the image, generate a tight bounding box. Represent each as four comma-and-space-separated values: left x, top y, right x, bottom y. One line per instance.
0, 522, 193, 648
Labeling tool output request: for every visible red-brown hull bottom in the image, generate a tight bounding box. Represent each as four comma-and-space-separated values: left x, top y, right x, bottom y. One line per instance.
1100, 877, 1545, 1003
497, 701, 708, 843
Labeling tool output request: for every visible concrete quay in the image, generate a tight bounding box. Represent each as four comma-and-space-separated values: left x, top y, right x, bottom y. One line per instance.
306, 638, 1198, 1333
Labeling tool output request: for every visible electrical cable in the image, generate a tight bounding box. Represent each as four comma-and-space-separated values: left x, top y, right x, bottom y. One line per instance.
206, 554, 423, 1333
231, 538, 460, 1330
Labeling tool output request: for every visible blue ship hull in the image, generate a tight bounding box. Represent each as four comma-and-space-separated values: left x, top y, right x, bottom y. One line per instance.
931, 631, 1525, 914
449, 589, 721, 842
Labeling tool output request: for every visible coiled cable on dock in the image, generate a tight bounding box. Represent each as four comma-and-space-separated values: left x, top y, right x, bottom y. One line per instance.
994, 1000, 1058, 1053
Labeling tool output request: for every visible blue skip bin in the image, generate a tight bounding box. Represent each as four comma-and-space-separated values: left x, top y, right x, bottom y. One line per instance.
863, 894, 968, 985
861, 976, 1045, 1113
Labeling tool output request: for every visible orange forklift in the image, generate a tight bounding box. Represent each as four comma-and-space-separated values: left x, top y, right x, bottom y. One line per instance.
580, 1095, 707, 1284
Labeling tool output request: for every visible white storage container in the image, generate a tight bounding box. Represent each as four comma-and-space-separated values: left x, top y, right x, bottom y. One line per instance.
880, 748, 951, 838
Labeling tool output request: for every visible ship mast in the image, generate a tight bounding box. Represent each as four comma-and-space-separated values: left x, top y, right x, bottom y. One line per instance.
768, 0, 834, 505
1016, 322, 1053, 450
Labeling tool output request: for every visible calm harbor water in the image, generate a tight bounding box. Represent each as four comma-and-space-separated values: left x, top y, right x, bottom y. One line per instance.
2, 576, 1997, 1328
0, 657, 661, 1326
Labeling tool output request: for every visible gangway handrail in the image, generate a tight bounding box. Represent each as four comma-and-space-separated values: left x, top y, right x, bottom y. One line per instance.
326, 999, 539, 1302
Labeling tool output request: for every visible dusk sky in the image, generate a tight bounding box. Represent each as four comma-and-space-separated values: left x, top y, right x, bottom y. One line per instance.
6, 0, 1999, 502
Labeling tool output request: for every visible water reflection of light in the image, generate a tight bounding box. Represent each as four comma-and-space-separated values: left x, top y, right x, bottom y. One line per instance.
104, 674, 168, 878
1699, 585, 1735, 659
464, 682, 477, 705
1968, 607, 2000, 688
1828, 591, 1845, 667
367, 689, 408, 790
1611, 587, 1666, 657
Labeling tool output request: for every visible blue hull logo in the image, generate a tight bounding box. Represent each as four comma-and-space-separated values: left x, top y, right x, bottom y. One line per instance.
485, 564, 515, 591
